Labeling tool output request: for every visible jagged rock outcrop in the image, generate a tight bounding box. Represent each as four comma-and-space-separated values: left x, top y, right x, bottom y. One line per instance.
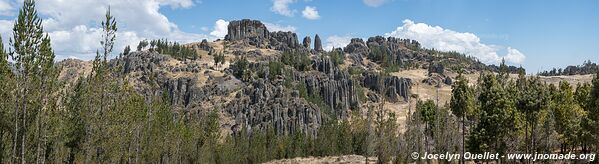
314, 34, 323, 52
362, 72, 411, 102
224, 19, 301, 51
307, 57, 360, 115
198, 39, 213, 52
344, 38, 369, 55
269, 31, 300, 51
303, 36, 311, 49
226, 78, 322, 137
428, 63, 445, 75
123, 51, 167, 74
225, 19, 270, 41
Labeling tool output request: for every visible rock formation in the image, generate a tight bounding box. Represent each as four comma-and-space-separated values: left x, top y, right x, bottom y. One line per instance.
362, 72, 412, 102
344, 38, 369, 55
269, 31, 300, 51
224, 19, 301, 51
303, 36, 311, 49
314, 34, 323, 52
225, 19, 270, 41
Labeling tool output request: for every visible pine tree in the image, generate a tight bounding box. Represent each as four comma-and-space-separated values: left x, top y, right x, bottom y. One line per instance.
589, 71, 599, 152
450, 72, 474, 163
123, 45, 131, 56
553, 81, 585, 153
515, 74, 547, 156
0, 34, 15, 163
468, 73, 517, 156
8, 0, 57, 162
574, 83, 593, 153
83, 7, 118, 162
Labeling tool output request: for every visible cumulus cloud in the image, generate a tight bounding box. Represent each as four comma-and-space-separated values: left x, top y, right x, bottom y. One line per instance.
210, 19, 229, 39
0, 20, 11, 51
271, 0, 296, 17
302, 6, 320, 20
0, 0, 213, 61
0, 0, 12, 16
363, 0, 387, 7
264, 22, 297, 32
505, 47, 525, 64
324, 35, 353, 51
385, 19, 525, 64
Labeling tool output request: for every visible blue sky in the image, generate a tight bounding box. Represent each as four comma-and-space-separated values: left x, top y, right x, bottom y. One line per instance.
0, 0, 598, 73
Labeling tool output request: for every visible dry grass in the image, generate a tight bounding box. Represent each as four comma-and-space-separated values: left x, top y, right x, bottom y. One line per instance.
264, 155, 378, 164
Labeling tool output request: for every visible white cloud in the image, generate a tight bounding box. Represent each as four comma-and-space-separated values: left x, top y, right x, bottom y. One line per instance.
385, 19, 525, 64
210, 19, 229, 39
264, 22, 296, 32
324, 35, 353, 51
363, 0, 386, 7
505, 47, 525, 64
271, 0, 296, 17
200, 26, 209, 32
302, 6, 320, 20
0, 0, 214, 61
0, 20, 11, 52
0, 0, 12, 16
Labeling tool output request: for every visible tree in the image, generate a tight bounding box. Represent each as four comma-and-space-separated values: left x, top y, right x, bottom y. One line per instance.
123, 45, 131, 56
417, 99, 436, 153
8, 0, 58, 162
574, 83, 593, 153
0, 34, 15, 163
137, 40, 148, 51
82, 7, 118, 162
213, 52, 225, 68
468, 73, 517, 156
450, 72, 474, 163
589, 71, 599, 152
553, 81, 585, 153
514, 73, 547, 157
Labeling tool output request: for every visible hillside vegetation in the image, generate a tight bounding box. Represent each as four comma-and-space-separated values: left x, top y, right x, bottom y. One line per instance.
0, 1, 598, 163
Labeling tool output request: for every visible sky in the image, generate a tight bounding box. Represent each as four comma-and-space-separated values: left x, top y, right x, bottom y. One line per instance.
0, 0, 597, 73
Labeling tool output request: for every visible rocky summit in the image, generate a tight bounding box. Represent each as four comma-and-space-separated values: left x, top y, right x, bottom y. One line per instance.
56, 19, 500, 138
3, 0, 597, 163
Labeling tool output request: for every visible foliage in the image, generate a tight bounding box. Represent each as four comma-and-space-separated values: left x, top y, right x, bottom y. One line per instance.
328, 50, 345, 67
468, 73, 518, 155
231, 55, 250, 81
2, 1, 599, 163
151, 39, 198, 60
539, 60, 597, 76
268, 61, 284, 80
281, 50, 311, 71
553, 81, 585, 152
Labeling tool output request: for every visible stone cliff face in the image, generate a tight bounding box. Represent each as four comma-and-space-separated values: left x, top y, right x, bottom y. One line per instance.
226, 78, 322, 137
105, 20, 421, 138
344, 38, 369, 55
362, 72, 412, 102
269, 31, 300, 51
314, 34, 323, 52
302, 36, 311, 49
225, 19, 301, 51
225, 19, 270, 41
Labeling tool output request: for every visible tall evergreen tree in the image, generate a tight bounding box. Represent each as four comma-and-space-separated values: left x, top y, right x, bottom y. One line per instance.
0, 34, 14, 163
574, 83, 592, 153
468, 73, 517, 156
450, 72, 474, 163
8, 0, 57, 162
553, 81, 585, 153
585, 71, 599, 152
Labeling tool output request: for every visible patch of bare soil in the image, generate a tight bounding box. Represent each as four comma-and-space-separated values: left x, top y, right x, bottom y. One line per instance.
263, 155, 378, 164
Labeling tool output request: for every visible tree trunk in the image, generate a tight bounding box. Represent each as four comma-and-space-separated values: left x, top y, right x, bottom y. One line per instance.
462, 114, 465, 164
12, 83, 20, 163
21, 82, 28, 164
